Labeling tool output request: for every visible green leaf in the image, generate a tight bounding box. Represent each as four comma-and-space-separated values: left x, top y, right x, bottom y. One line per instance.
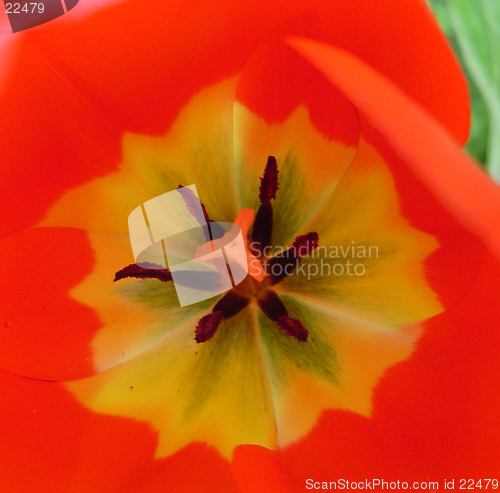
428, 0, 500, 180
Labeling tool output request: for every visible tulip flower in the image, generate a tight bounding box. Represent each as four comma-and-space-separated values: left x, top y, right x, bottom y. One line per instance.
1, 0, 499, 492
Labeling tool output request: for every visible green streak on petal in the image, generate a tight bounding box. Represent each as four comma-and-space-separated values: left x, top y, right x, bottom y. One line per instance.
278, 243, 411, 325
68, 305, 277, 458
238, 151, 306, 244
118, 278, 218, 317
115, 280, 220, 356
124, 130, 239, 222
238, 151, 340, 247
182, 307, 274, 424
259, 295, 340, 389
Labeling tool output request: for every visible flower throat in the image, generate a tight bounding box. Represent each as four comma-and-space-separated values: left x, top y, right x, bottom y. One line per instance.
114, 156, 318, 343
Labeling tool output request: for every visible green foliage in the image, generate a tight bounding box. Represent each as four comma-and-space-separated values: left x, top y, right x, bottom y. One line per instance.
428, 0, 500, 179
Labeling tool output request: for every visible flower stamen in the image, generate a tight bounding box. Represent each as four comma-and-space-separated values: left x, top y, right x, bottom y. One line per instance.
177, 185, 212, 227
277, 315, 308, 342
252, 156, 279, 256
114, 262, 173, 283
256, 289, 287, 320
268, 231, 319, 284
195, 310, 224, 343
177, 184, 215, 244
212, 289, 251, 318
257, 289, 308, 342
195, 290, 251, 343
259, 155, 279, 206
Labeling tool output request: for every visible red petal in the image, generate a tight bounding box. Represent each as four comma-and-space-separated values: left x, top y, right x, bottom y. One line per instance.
0, 228, 99, 380
273, 38, 500, 482
1, 0, 468, 238
281, 251, 500, 479
288, 37, 500, 260
236, 0, 469, 144
232, 445, 297, 493
0, 369, 239, 493
0, 36, 122, 238
0, 0, 315, 236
